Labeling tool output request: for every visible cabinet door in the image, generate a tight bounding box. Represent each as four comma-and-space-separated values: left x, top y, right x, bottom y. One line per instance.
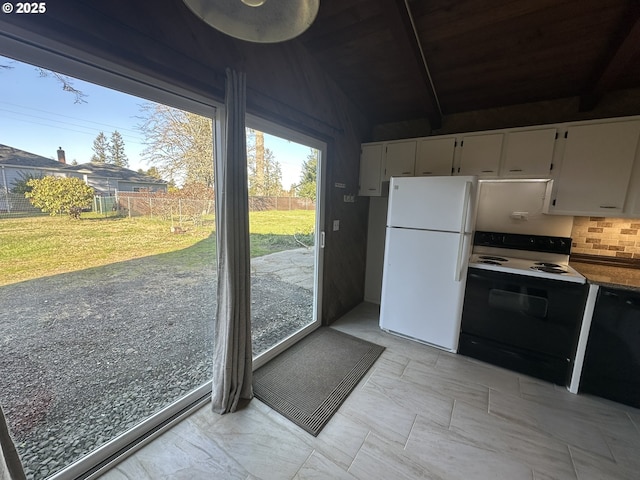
580, 287, 640, 408
551, 121, 640, 215
458, 133, 503, 176
383, 140, 416, 181
358, 144, 384, 196
503, 129, 556, 177
415, 137, 455, 176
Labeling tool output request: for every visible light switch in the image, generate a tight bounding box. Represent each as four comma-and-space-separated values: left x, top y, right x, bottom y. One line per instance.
333, 220, 340, 231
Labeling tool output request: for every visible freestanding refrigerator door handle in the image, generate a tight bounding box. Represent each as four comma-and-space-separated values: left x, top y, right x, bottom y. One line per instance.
455, 181, 472, 282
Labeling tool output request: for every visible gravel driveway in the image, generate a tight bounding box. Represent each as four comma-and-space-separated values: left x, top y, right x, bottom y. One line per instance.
0, 248, 314, 479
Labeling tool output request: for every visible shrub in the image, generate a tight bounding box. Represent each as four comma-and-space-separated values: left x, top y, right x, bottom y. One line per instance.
26, 176, 94, 219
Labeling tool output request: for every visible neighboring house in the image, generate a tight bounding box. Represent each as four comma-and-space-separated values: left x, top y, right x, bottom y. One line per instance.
0, 144, 167, 196
65, 162, 168, 195
0, 144, 79, 194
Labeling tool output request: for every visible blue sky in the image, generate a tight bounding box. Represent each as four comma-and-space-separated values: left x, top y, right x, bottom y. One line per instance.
0, 55, 311, 189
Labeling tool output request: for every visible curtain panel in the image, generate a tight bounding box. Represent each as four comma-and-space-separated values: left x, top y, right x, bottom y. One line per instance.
211, 68, 253, 414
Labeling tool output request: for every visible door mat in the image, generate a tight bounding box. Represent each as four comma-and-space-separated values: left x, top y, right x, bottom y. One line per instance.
253, 327, 384, 436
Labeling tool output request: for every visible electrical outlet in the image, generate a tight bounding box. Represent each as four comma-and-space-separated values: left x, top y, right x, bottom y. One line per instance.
333, 220, 340, 231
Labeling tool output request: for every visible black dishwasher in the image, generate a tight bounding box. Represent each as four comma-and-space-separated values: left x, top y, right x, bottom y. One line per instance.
580, 286, 640, 408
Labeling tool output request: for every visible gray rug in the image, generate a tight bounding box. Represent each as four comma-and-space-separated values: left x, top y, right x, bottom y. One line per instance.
253, 327, 385, 436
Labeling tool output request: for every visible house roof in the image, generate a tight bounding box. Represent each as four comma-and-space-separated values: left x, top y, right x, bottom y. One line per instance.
0, 144, 62, 169
66, 162, 167, 184
0, 144, 166, 184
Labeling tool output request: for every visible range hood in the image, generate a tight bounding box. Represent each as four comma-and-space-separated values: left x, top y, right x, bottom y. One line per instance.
476, 179, 574, 237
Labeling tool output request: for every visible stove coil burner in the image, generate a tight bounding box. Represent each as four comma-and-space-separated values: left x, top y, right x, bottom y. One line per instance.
480, 260, 502, 265
530, 264, 568, 274
479, 255, 509, 262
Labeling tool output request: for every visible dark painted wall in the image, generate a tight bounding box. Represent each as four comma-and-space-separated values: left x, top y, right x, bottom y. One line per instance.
0, 0, 371, 324
372, 88, 640, 140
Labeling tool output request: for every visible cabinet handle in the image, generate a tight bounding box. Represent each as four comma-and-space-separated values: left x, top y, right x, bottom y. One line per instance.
422, 171, 432, 175
368, 188, 376, 191
509, 169, 523, 172
481, 170, 495, 173
599, 206, 618, 209
402, 171, 411, 175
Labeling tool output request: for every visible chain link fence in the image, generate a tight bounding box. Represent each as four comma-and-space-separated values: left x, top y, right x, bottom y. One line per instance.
248, 196, 315, 211
0, 190, 315, 221
113, 193, 215, 226
114, 193, 313, 216
0, 189, 45, 218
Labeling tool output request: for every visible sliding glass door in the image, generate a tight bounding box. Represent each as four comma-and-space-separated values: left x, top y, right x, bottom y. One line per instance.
246, 117, 325, 367
0, 33, 325, 480
0, 50, 218, 479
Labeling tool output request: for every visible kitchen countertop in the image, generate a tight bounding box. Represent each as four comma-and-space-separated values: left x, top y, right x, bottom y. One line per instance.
570, 260, 640, 292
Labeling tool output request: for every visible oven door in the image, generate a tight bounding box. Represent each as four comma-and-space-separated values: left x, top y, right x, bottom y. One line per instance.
459, 268, 588, 383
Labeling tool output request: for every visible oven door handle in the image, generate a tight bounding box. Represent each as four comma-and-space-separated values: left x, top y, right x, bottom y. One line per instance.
455, 180, 472, 282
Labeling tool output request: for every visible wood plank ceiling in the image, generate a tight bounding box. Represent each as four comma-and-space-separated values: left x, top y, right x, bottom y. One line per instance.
10, 0, 638, 131
299, 0, 640, 129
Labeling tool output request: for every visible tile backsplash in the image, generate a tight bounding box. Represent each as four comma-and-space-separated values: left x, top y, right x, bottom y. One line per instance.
571, 217, 640, 259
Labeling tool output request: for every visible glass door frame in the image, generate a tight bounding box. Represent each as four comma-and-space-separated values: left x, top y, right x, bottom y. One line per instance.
246, 114, 326, 370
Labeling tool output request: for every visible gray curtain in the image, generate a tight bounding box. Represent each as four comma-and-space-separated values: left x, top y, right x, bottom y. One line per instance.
0, 406, 25, 480
211, 68, 253, 414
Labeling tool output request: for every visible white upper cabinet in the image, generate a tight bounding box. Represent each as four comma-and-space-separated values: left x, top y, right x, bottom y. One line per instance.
358, 143, 384, 196
359, 116, 640, 204
457, 133, 503, 176
383, 140, 416, 181
502, 129, 557, 177
415, 137, 456, 176
550, 121, 640, 215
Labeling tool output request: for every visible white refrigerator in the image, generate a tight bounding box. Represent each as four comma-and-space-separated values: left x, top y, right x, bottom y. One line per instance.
379, 176, 477, 352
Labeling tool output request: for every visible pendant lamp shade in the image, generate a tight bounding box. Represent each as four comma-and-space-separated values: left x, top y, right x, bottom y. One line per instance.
183, 0, 320, 43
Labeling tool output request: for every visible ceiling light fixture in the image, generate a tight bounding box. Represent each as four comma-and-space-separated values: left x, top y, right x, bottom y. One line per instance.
241, 0, 266, 6
183, 0, 320, 43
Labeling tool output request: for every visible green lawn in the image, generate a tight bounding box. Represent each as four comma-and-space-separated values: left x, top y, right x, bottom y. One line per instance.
0, 210, 315, 286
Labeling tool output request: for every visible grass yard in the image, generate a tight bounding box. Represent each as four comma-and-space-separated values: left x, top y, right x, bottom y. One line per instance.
0, 210, 315, 286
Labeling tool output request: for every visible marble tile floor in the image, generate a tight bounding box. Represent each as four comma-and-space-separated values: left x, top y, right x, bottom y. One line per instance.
99, 302, 640, 480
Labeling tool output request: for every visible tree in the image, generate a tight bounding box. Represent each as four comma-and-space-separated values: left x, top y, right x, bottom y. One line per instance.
26, 176, 94, 219
138, 166, 163, 180
138, 103, 214, 187
11, 171, 43, 195
247, 129, 284, 196
175, 182, 214, 200
109, 130, 129, 167
91, 132, 109, 163
297, 149, 318, 201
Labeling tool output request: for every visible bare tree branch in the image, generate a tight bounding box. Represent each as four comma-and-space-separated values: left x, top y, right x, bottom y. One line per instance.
36, 67, 88, 104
